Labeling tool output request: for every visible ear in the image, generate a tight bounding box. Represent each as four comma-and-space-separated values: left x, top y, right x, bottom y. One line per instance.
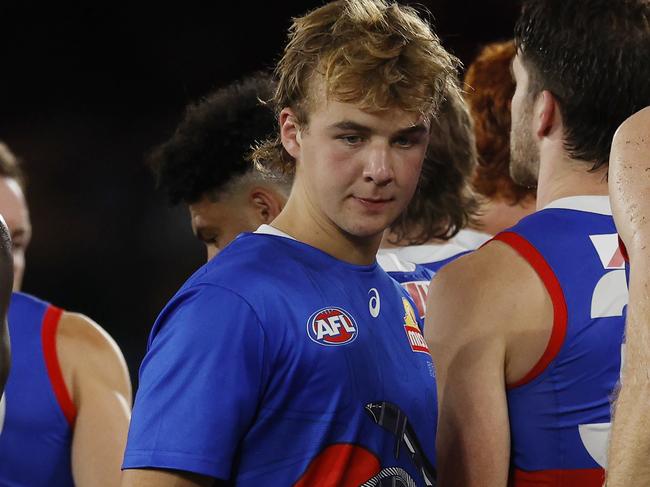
249, 187, 287, 224
535, 90, 556, 138
280, 107, 302, 161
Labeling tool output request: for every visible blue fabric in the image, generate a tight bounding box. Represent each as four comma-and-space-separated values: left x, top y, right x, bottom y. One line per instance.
385, 263, 435, 322
419, 250, 471, 274
0, 292, 74, 486
124, 233, 438, 485
503, 208, 626, 473
384, 249, 469, 321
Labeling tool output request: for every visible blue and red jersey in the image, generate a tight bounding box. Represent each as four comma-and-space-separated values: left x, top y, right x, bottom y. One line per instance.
377, 251, 435, 321
494, 196, 627, 486
0, 292, 76, 486
377, 244, 470, 320
124, 226, 438, 486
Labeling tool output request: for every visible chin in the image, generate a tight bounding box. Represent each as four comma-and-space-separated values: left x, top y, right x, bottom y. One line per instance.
340, 220, 388, 240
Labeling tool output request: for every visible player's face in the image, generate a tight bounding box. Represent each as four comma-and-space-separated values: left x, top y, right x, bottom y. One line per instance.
189, 192, 260, 261
510, 54, 540, 187
0, 177, 31, 291
291, 97, 429, 240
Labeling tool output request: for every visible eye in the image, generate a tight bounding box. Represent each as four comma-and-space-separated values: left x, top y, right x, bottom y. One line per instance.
393, 136, 413, 148
393, 134, 425, 149
338, 135, 364, 146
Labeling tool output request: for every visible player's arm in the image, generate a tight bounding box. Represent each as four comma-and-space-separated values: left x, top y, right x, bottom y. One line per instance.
121, 285, 268, 486
57, 312, 132, 487
605, 106, 650, 486
121, 469, 217, 486
606, 256, 650, 486
425, 243, 551, 487
0, 215, 12, 392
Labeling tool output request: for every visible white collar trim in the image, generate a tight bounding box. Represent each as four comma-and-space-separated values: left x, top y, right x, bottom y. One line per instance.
254, 224, 296, 240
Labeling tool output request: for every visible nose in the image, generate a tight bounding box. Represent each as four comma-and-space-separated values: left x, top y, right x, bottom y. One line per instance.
363, 145, 394, 186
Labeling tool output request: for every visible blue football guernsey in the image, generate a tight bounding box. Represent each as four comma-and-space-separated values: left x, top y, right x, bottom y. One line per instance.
493, 196, 627, 486
379, 242, 470, 274
0, 292, 76, 486
124, 226, 438, 486
377, 246, 469, 320
377, 251, 434, 321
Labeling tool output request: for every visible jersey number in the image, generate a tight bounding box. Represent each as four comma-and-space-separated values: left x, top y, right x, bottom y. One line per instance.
579, 234, 629, 468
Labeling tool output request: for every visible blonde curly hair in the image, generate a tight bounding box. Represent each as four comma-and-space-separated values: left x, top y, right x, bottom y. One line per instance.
251, 0, 461, 176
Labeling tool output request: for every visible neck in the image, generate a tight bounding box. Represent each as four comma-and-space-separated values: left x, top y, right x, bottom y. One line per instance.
535, 151, 609, 210
272, 188, 381, 266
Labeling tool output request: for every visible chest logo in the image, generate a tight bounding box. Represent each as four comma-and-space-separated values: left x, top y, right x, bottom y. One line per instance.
368, 288, 381, 318
307, 307, 359, 346
403, 298, 430, 354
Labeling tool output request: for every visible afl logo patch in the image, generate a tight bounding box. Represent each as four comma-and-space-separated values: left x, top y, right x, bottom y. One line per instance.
307, 307, 359, 346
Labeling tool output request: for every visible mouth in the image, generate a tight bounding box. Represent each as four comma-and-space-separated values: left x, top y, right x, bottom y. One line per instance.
352, 196, 394, 212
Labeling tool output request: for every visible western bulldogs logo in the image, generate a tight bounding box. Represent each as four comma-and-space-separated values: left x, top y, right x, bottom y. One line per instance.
307, 307, 358, 346
402, 298, 429, 354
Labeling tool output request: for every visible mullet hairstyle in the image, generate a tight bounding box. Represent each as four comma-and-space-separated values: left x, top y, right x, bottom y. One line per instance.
252, 0, 461, 175
464, 40, 535, 205
515, 0, 650, 171
389, 84, 480, 244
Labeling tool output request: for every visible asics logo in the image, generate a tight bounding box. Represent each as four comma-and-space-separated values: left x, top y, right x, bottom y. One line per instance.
368, 288, 380, 318
0, 394, 5, 436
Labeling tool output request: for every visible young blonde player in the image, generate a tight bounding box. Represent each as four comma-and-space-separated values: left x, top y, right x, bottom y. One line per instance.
123, 1, 459, 486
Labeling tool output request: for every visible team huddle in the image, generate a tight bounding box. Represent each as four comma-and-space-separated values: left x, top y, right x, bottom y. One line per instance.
0, 0, 649, 486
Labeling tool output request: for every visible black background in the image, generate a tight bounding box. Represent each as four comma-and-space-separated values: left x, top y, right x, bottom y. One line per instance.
0, 1, 518, 386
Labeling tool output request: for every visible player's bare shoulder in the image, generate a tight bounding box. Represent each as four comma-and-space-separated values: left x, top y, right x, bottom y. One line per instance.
56, 312, 131, 404
427, 240, 543, 323
610, 106, 650, 255
426, 238, 552, 382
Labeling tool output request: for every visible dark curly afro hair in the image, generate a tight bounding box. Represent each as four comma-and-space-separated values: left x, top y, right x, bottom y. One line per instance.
148, 72, 277, 205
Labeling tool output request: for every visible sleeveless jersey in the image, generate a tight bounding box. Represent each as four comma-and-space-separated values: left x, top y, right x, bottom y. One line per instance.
377, 251, 435, 321
124, 227, 438, 486
380, 242, 470, 273
494, 196, 627, 486
377, 245, 469, 320
0, 292, 76, 486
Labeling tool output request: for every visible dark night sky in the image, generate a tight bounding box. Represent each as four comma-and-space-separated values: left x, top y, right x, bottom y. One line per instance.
0, 1, 519, 385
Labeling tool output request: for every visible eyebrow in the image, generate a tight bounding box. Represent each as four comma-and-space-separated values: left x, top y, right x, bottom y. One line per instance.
328, 121, 372, 133
328, 120, 429, 136
395, 123, 429, 137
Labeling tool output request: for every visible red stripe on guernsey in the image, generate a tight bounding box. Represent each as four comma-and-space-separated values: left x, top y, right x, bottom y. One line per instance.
618, 236, 629, 263
512, 467, 605, 486
294, 444, 381, 487
41, 305, 77, 426
493, 232, 569, 389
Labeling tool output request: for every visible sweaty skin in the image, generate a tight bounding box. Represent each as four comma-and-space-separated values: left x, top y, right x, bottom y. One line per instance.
0, 216, 12, 392
605, 106, 650, 487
